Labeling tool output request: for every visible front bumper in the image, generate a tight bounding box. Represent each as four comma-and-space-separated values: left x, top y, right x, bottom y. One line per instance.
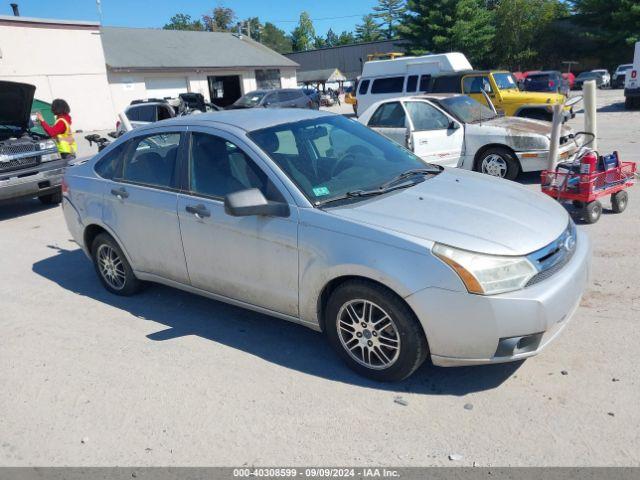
516, 143, 578, 173
405, 229, 591, 367
0, 159, 68, 201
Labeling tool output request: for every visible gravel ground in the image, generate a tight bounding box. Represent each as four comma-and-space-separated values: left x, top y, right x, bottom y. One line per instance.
0, 89, 638, 467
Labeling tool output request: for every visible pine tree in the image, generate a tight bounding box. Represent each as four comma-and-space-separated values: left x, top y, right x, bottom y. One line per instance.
398, 0, 458, 54
450, 0, 496, 67
337, 31, 356, 45
355, 14, 384, 42
291, 12, 316, 51
373, 0, 406, 39
326, 28, 339, 47
261, 22, 293, 53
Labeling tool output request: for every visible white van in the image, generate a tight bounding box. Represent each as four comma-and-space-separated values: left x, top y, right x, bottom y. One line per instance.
624, 41, 640, 109
354, 52, 473, 115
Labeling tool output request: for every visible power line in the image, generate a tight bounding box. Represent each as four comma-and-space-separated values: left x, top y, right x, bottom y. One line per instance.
269, 14, 365, 24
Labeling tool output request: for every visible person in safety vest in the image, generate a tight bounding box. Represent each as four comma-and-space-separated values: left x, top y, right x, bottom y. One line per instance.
36, 99, 78, 159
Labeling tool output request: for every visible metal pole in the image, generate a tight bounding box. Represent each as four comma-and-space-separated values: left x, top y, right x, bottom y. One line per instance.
547, 103, 563, 171
583, 79, 598, 151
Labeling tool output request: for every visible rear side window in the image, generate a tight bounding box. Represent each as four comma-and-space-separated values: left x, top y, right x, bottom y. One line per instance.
406, 75, 418, 92
157, 105, 173, 121
371, 77, 405, 94
119, 133, 181, 189
419, 75, 432, 92
358, 80, 370, 95
463, 76, 492, 94
94, 143, 126, 179
126, 104, 156, 122
368, 102, 406, 128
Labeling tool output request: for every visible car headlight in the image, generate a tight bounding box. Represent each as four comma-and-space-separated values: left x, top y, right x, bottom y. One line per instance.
432, 243, 538, 295
39, 140, 60, 162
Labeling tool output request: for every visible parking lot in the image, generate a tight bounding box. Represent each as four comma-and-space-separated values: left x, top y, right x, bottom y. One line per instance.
1, 89, 639, 467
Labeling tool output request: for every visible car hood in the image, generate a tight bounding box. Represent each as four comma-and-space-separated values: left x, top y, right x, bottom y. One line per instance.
0, 81, 36, 131
328, 169, 569, 256
479, 115, 573, 138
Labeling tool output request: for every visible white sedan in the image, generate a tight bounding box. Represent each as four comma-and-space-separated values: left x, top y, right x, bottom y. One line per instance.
358, 94, 577, 180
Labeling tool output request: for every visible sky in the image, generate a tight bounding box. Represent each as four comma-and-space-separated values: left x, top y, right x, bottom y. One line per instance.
1, 0, 380, 36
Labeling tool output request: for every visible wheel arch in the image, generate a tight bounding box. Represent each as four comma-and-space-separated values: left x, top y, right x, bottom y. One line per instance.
316, 275, 426, 340
473, 143, 520, 171
82, 222, 135, 268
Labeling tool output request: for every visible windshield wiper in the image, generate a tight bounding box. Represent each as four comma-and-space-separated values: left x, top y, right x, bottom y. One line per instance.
379, 168, 439, 190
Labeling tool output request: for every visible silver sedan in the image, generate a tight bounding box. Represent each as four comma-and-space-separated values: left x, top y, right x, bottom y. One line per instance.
62, 109, 590, 381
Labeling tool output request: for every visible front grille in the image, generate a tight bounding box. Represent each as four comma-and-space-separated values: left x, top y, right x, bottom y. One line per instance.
525, 222, 577, 287
0, 142, 40, 173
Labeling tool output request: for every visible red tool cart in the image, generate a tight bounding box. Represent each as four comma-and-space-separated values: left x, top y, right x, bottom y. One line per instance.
541, 150, 636, 224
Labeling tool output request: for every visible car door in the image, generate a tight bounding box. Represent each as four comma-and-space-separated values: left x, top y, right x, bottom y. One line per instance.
404, 100, 464, 167
366, 101, 408, 147
177, 129, 299, 316
102, 129, 190, 284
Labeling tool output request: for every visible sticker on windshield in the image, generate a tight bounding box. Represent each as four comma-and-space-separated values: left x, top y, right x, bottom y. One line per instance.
312, 186, 330, 197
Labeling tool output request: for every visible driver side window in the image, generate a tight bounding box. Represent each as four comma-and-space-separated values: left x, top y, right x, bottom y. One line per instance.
463, 76, 493, 94
368, 102, 407, 128
188, 132, 283, 201
405, 102, 451, 131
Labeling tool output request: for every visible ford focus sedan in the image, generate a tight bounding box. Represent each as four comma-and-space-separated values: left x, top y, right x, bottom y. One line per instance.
62, 109, 590, 381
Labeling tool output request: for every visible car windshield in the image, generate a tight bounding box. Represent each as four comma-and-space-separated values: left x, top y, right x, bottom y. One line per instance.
249, 115, 437, 206
493, 73, 518, 90
577, 72, 598, 80
233, 91, 267, 108
618, 65, 632, 72
437, 95, 496, 123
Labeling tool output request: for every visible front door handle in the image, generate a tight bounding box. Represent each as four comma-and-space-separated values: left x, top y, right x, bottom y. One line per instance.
110, 187, 129, 199
185, 204, 211, 218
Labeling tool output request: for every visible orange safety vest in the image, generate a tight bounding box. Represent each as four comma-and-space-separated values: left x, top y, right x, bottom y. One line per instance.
55, 117, 78, 155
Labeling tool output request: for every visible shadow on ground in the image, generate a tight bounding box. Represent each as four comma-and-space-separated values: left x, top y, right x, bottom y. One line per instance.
33, 246, 521, 395
0, 198, 58, 221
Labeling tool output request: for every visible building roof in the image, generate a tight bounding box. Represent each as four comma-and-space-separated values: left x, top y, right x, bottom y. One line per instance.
297, 68, 347, 84
101, 27, 299, 71
0, 15, 99, 28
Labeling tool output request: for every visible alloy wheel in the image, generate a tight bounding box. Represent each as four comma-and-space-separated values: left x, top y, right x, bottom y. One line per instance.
97, 244, 126, 290
337, 299, 401, 370
481, 154, 508, 178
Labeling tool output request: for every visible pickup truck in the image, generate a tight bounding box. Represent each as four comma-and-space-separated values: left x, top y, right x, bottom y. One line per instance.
0, 81, 66, 204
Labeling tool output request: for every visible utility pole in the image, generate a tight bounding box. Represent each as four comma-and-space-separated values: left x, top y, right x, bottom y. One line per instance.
96, 0, 103, 24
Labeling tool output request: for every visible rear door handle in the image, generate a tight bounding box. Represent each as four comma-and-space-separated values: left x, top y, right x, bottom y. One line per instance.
185, 204, 211, 218
110, 187, 129, 199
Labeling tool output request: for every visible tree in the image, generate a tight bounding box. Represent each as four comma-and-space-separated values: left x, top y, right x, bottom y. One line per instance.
243, 16, 262, 41
261, 22, 293, 53
314, 36, 327, 49
326, 28, 339, 47
398, 0, 458, 54
355, 14, 384, 42
337, 30, 356, 45
291, 12, 316, 51
373, 0, 406, 39
450, 0, 496, 67
202, 5, 235, 32
163, 13, 204, 31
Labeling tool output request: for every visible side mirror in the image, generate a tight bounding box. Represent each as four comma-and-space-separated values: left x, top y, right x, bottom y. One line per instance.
224, 188, 289, 217
448, 121, 460, 130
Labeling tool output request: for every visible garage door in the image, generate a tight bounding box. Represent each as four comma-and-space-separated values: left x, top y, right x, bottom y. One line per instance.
144, 77, 189, 100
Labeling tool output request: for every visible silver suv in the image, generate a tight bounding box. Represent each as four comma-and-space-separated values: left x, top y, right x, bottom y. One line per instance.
62, 109, 590, 381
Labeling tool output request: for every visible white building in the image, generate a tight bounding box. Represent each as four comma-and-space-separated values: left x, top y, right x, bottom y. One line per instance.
0, 16, 299, 131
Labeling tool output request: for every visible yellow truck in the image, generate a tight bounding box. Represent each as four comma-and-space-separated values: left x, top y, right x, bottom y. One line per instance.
429, 70, 575, 122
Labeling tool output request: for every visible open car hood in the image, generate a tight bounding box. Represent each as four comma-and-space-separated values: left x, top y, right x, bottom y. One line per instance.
0, 81, 36, 132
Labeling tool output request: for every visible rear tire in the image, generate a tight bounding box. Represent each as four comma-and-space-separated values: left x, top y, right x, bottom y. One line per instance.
475, 147, 520, 180
39, 190, 62, 205
611, 190, 628, 213
91, 233, 141, 296
324, 280, 428, 382
583, 200, 602, 224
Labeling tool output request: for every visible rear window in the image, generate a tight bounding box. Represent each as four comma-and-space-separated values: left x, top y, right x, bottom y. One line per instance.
127, 104, 156, 122
371, 77, 405, 94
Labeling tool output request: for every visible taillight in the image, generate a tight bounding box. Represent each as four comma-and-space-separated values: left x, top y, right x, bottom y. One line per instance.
549, 80, 555, 88
116, 120, 121, 130
632, 71, 638, 79
61, 177, 69, 196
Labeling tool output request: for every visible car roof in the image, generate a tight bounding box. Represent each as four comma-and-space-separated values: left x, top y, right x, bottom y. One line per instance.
139, 108, 334, 133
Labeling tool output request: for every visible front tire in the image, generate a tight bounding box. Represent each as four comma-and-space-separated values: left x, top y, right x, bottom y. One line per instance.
325, 280, 428, 382
583, 200, 602, 224
611, 190, 628, 213
475, 147, 520, 180
91, 233, 141, 296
